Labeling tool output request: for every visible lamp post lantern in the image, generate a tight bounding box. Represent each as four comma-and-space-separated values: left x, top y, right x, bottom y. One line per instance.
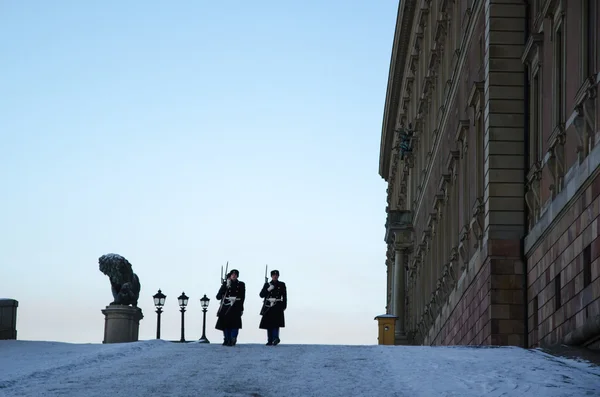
153, 289, 166, 339
199, 294, 210, 343
178, 292, 189, 342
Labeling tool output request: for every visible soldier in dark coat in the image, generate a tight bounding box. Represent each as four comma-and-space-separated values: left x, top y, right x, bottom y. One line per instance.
216, 269, 245, 346
259, 269, 287, 345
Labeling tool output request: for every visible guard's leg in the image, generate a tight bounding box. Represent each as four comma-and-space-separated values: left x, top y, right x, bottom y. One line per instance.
223, 329, 230, 346
230, 328, 239, 346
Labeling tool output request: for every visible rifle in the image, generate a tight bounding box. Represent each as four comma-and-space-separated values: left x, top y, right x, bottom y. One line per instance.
217, 261, 229, 316
221, 261, 229, 284
264, 264, 268, 284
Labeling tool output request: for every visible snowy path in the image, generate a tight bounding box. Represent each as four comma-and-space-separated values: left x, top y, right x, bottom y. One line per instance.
1, 340, 600, 396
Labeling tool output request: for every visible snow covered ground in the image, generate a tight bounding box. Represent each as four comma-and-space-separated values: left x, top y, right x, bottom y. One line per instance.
1, 340, 599, 396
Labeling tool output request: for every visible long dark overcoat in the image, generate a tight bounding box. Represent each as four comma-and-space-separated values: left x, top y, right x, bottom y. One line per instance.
259, 280, 287, 329
216, 280, 246, 330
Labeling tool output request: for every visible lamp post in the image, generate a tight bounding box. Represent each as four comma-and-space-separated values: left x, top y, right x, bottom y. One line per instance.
199, 294, 210, 343
178, 292, 189, 343
153, 289, 166, 339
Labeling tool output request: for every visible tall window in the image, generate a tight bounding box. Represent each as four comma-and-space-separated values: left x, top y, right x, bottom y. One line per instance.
476, 113, 484, 198
553, 20, 565, 126
583, 244, 592, 288
468, 82, 485, 204
533, 296, 539, 330
581, 0, 596, 82
531, 71, 543, 163
555, 272, 562, 311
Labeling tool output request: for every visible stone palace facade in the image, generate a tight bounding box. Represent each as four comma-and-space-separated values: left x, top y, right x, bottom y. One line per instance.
379, 0, 600, 348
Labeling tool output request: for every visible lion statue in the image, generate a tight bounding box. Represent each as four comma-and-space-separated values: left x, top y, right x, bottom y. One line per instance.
98, 253, 141, 307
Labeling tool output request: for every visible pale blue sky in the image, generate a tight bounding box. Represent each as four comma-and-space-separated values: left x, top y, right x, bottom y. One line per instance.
0, 0, 398, 344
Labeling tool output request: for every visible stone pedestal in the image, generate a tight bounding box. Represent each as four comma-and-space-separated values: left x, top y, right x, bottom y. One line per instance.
101, 305, 143, 344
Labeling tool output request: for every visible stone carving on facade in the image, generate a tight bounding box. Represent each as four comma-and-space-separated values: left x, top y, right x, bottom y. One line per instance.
433, 196, 444, 225
410, 248, 422, 285
418, 0, 430, 25
420, 228, 431, 253
428, 50, 440, 82
385, 210, 413, 245
455, 120, 469, 158
547, 126, 566, 198
434, 280, 442, 314
428, 297, 436, 321
525, 162, 543, 229
448, 246, 459, 285
397, 193, 406, 209
457, 225, 470, 270
392, 124, 416, 164
405, 76, 414, 97
385, 187, 392, 209
441, 264, 451, 295
438, 173, 451, 201
434, 11, 449, 46
470, 198, 485, 249
418, 318, 425, 339
446, 150, 460, 184
573, 75, 597, 161
468, 81, 485, 121
402, 97, 411, 114
427, 212, 438, 237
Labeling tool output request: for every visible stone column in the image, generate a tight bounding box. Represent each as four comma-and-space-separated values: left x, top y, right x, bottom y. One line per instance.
393, 245, 405, 335
385, 210, 413, 345
393, 233, 411, 344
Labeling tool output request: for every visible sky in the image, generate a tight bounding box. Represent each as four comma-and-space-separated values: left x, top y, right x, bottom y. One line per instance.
0, 0, 399, 345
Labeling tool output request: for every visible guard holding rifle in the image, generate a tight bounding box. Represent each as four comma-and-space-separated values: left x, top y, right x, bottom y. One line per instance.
259, 269, 287, 345
216, 268, 245, 346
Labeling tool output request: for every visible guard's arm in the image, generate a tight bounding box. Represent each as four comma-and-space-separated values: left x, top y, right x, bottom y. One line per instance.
259, 282, 269, 298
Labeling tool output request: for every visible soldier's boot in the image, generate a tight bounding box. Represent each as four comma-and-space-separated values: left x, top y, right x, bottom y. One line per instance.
273, 338, 280, 346
230, 337, 237, 346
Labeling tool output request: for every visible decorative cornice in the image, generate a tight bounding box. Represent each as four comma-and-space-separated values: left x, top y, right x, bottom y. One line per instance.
379, 0, 418, 180
446, 150, 460, 178
521, 33, 544, 65
384, 210, 413, 244
437, 173, 451, 194
454, 120, 469, 158
434, 12, 449, 44
541, 0, 560, 19
468, 81, 485, 109
428, 47, 440, 74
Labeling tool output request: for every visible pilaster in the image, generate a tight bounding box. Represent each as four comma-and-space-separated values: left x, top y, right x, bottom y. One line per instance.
483, 0, 527, 347
484, 0, 527, 241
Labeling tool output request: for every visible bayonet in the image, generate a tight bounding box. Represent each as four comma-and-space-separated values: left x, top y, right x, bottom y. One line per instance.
265, 264, 268, 284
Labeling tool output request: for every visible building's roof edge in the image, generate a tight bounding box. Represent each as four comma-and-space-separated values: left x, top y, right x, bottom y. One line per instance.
378, 0, 417, 181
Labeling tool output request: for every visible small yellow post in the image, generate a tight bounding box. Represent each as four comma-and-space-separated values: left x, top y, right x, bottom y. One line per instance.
374, 314, 398, 345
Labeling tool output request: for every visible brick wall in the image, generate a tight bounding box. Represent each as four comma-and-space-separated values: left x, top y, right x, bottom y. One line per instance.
527, 172, 600, 347
432, 239, 525, 346
433, 260, 491, 345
